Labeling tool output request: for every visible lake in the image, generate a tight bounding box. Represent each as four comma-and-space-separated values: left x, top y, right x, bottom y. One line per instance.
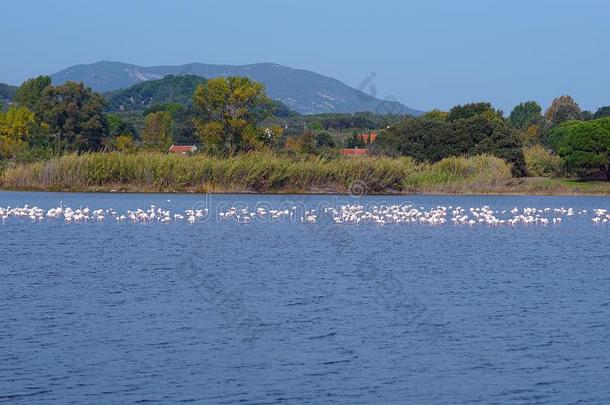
1, 191, 610, 404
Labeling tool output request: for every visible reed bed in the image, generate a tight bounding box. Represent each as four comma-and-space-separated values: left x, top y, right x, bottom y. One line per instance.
0, 152, 515, 194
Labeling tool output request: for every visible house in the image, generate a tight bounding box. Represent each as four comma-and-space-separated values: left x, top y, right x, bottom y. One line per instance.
168, 145, 198, 155
359, 131, 378, 144
340, 148, 369, 156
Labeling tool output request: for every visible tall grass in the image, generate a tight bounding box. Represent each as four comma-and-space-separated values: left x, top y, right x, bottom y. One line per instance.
0, 152, 513, 193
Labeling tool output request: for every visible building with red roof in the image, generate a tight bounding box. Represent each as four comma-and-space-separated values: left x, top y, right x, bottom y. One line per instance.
168, 145, 198, 155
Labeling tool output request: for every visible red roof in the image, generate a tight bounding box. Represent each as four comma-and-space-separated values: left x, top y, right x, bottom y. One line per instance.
168, 145, 197, 153
340, 149, 369, 156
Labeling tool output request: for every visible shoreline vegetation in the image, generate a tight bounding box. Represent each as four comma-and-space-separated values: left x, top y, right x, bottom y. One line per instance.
3, 152, 610, 195
3, 75, 610, 196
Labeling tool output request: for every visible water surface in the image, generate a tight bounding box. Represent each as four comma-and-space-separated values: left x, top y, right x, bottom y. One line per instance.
1, 191, 610, 404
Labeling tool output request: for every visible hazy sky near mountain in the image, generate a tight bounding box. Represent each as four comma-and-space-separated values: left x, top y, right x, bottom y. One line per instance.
2, 0, 609, 112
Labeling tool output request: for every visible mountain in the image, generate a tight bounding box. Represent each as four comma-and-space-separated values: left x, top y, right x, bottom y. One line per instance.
51, 61, 423, 116
104, 75, 207, 112
0, 82, 17, 102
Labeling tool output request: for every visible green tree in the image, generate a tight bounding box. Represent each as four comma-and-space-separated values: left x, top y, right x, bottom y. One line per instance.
193, 76, 272, 154
112, 134, 136, 153
509, 101, 542, 130
315, 131, 335, 148
0, 106, 36, 159
447, 102, 502, 122
377, 106, 526, 176
142, 111, 173, 150
421, 109, 448, 121
376, 118, 456, 160
40, 81, 108, 153
545, 95, 581, 127
107, 114, 137, 138
548, 117, 610, 180
347, 131, 365, 148
14, 75, 51, 115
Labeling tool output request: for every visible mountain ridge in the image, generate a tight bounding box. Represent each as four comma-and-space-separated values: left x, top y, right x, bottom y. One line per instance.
51, 61, 423, 116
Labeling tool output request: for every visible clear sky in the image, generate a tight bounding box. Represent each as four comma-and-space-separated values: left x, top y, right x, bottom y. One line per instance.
2, 0, 609, 112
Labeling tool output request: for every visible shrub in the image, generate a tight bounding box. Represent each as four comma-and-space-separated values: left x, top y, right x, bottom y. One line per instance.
523, 145, 563, 177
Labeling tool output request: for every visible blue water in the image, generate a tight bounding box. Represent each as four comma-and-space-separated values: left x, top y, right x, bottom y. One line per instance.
2, 191, 610, 404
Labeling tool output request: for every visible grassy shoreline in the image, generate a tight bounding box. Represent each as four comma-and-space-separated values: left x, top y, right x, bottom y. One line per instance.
2, 152, 610, 195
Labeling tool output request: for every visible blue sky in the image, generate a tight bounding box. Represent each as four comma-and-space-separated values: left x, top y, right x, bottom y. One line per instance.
2, 0, 609, 112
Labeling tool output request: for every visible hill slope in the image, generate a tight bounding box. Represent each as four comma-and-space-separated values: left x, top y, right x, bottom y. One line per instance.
0, 83, 17, 102
104, 75, 207, 112
52, 61, 422, 115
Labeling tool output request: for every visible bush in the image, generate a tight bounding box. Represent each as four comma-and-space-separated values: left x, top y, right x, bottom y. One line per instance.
523, 145, 563, 177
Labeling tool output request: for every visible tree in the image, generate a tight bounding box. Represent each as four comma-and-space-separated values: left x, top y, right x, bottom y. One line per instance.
376, 117, 457, 160
447, 102, 502, 122
40, 81, 108, 153
14, 75, 51, 115
453, 113, 525, 176
545, 95, 581, 127
107, 114, 136, 138
0, 106, 36, 159
142, 111, 173, 150
193, 76, 272, 154
421, 109, 448, 121
347, 131, 365, 148
548, 117, 610, 180
315, 131, 335, 148
261, 126, 283, 149
112, 134, 136, 153
509, 101, 542, 130
377, 105, 526, 176
518, 124, 541, 146
593, 106, 610, 119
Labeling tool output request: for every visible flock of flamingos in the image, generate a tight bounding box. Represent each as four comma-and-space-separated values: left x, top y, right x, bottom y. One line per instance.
1, 202, 610, 227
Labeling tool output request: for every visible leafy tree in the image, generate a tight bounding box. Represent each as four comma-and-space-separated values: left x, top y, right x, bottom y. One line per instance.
107, 113, 137, 138
523, 144, 563, 177
40, 81, 108, 153
112, 134, 136, 153
347, 131, 365, 148
421, 109, 448, 121
376, 118, 456, 160
548, 117, 610, 180
518, 124, 541, 146
193, 76, 272, 154
283, 131, 315, 154
509, 101, 542, 130
315, 131, 335, 148
142, 111, 173, 150
545, 95, 581, 127
14, 75, 51, 115
593, 106, 610, 119
377, 105, 526, 176
0, 106, 36, 159
260, 126, 284, 149
300, 131, 316, 154
447, 102, 502, 122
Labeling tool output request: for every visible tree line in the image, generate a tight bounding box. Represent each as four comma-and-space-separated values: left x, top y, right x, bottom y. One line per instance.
375, 97, 610, 179
2, 74, 610, 180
